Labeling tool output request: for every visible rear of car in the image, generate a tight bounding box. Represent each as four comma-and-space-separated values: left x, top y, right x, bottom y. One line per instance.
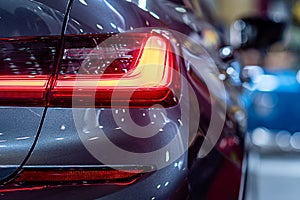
0, 0, 245, 199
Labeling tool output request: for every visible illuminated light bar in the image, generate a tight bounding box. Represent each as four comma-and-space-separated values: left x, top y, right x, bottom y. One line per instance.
0, 75, 49, 106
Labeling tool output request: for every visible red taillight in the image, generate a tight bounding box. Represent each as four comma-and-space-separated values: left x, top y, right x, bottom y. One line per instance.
49, 33, 180, 108
0, 167, 147, 192
0, 33, 180, 108
0, 75, 49, 106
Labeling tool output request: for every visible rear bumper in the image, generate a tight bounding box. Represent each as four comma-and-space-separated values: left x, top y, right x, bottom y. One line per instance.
1, 106, 190, 199
0, 158, 188, 200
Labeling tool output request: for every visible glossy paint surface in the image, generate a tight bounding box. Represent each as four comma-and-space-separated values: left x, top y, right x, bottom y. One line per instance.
0, 108, 44, 181
0, 0, 67, 38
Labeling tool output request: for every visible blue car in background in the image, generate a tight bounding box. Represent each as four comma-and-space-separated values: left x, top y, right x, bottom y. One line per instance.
231, 15, 300, 135
245, 69, 300, 133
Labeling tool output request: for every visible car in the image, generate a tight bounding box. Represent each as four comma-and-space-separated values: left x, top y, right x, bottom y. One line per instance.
0, 0, 246, 199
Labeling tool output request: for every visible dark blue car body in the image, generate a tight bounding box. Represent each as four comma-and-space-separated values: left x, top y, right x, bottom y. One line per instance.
0, 0, 245, 199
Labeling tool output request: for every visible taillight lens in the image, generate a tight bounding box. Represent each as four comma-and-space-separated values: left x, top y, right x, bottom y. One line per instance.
49, 33, 180, 108
14, 168, 144, 183
1, 166, 149, 192
0, 37, 57, 106
0, 33, 180, 108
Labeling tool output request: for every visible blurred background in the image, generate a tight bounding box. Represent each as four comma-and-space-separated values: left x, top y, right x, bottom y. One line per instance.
203, 1, 300, 200
203, 0, 297, 27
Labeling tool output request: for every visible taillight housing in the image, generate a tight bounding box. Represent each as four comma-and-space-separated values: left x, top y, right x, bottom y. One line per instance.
49, 32, 180, 108
0, 32, 180, 108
